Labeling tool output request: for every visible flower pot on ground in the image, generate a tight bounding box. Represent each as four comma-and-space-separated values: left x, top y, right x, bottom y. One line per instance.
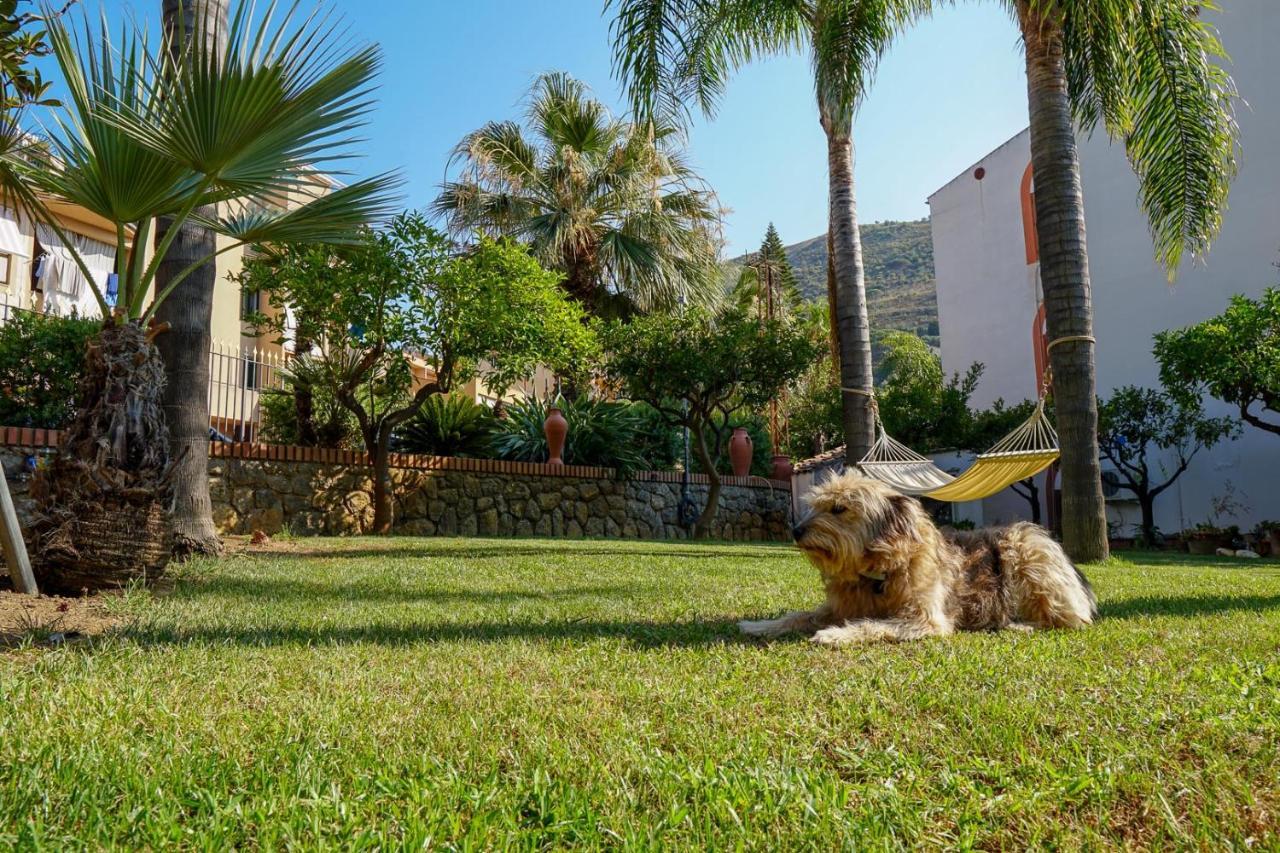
729, 428, 753, 477
544, 406, 568, 466
1184, 526, 1233, 556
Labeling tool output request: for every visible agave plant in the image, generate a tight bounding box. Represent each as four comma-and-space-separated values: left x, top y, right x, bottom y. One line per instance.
393, 394, 497, 458
8, 1, 397, 587
491, 395, 651, 475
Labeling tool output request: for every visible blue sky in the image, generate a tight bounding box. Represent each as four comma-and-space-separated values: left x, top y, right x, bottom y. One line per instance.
64, 1, 1033, 256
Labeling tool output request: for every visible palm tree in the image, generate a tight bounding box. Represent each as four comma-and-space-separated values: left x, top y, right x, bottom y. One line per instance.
433, 72, 722, 316
1008, 0, 1238, 560
6, 1, 397, 582
733, 223, 802, 320
154, 0, 227, 558
609, 0, 928, 466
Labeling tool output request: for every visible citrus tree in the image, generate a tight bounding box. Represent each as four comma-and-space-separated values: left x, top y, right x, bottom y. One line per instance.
240, 213, 595, 533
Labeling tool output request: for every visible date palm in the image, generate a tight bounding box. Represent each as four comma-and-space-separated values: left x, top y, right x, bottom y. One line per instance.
433, 72, 721, 316
609, 0, 929, 466
1008, 0, 1237, 560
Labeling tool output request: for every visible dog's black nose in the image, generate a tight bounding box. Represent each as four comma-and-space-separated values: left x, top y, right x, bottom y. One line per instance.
792, 524, 807, 541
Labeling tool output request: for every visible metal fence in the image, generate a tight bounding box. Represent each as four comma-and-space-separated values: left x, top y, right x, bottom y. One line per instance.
0, 291, 287, 442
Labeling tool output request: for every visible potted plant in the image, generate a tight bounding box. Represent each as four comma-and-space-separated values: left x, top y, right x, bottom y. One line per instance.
1183, 522, 1234, 556
1253, 521, 1279, 557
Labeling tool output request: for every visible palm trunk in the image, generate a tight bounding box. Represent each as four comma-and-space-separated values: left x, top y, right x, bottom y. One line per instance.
825, 230, 840, 368
1020, 3, 1108, 563
825, 127, 875, 466
155, 0, 228, 558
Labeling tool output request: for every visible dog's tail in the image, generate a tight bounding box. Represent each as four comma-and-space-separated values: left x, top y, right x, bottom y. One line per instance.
1072, 564, 1099, 620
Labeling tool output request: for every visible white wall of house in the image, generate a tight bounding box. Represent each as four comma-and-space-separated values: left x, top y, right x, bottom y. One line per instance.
928, 0, 1280, 535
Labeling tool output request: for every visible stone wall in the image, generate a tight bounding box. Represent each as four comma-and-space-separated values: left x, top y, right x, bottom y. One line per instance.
1, 439, 792, 542
209, 457, 791, 541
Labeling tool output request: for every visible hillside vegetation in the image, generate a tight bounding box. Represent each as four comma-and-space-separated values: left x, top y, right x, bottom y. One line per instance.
783, 219, 938, 347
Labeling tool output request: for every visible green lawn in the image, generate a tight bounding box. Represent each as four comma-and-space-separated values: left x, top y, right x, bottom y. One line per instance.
2, 539, 1278, 848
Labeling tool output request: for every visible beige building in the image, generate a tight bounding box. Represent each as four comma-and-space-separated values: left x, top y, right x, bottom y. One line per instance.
1, 179, 557, 440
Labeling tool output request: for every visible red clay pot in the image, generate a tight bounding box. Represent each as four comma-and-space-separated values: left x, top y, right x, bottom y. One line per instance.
729, 427, 753, 477
771, 454, 793, 482
544, 406, 568, 466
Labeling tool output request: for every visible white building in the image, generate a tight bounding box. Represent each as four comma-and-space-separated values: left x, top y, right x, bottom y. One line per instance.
927, 0, 1278, 536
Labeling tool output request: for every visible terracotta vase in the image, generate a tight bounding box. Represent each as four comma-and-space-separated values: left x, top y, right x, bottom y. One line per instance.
729, 427, 753, 477
544, 406, 568, 466
771, 454, 793, 482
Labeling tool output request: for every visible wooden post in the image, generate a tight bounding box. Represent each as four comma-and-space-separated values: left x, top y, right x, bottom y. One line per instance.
0, 464, 36, 595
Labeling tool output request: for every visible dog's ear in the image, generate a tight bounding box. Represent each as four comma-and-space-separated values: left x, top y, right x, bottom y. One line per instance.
867, 494, 922, 553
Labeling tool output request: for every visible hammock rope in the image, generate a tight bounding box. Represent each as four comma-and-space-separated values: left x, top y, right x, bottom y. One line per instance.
840, 355, 1065, 503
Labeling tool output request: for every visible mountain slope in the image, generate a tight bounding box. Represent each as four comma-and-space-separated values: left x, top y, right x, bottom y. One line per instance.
783, 219, 938, 346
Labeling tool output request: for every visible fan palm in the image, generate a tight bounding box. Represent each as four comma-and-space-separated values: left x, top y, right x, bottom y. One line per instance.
6, 0, 397, 583
433, 72, 721, 315
1004, 0, 1238, 560
609, 0, 929, 466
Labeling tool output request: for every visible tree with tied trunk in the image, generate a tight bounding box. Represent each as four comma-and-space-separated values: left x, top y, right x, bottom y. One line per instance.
1154, 288, 1279, 439
154, 0, 227, 558
1098, 385, 1239, 546
1, 0, 396, 583
600, 307, 818, 539
1007, 0, 1239, 561
608, 0, 930, 467
239, 213, 595, 533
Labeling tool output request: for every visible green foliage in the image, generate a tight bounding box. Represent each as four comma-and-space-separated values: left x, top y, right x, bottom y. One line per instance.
434, 72, 722, 316
257, 356, 365, 449
490, 395, 650, 474
394, 394, 497, 458
1098, 384, 1240, 544
600, 306, 817, 534
780, 359, 843, 459
0, 309, 98, 429
876, 331, 982, 453
626, 402, 683, 472
1154, 288, 1279, 437
9, 0, 396, 321
732, 223, 803, 319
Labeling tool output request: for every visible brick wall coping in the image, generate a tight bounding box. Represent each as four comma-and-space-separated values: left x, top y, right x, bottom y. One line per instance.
1, 427, 791, 491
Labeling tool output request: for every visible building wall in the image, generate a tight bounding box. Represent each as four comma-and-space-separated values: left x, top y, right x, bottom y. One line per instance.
928, 0, 1279, 535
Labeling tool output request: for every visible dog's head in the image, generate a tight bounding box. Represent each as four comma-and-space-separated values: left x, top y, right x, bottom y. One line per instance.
792, 470, 923, 580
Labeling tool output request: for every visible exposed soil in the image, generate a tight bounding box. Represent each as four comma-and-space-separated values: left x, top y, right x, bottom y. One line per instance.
0, 589, 122, 649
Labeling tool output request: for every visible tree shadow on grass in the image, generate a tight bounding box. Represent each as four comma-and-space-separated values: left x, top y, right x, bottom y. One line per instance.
258, 544, 793, 563
176, 576, 649, 605
124, 617, 744, 650
1100, 594, 1280, 620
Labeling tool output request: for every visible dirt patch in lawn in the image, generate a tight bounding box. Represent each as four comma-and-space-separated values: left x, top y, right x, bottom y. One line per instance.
0, 590, 122, 649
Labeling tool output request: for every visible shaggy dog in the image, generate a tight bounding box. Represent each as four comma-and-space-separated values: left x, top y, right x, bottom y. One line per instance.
740, 471, 1096, 645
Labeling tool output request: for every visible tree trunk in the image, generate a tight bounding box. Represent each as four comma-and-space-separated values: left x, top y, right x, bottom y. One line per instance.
155, 0, 229, 558
371, 427, 394, 534
1020, 4, 1108, 562
1139, 493, 1156, 546
690, 425, 722, 540
825, 229, 840, 368
825, 127, 876, 466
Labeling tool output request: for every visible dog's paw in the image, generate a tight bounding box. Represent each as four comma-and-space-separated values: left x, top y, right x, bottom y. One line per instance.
810, 625, 862, 646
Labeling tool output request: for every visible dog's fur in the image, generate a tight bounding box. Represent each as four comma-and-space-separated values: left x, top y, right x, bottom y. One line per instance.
740, 471, 1097, 645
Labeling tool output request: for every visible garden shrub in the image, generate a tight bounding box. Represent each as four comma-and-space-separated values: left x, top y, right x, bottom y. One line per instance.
393, 393, 497, 457
0, 310, 99, 429
491, 395, 650, 473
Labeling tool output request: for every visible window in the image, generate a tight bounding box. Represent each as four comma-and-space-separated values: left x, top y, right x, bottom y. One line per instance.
243, 358, 260, 390
241, 288, 262, 321
0, 252, 10, 286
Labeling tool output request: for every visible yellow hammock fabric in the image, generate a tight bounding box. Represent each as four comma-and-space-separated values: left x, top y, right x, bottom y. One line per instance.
856, 401, 1059, 502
